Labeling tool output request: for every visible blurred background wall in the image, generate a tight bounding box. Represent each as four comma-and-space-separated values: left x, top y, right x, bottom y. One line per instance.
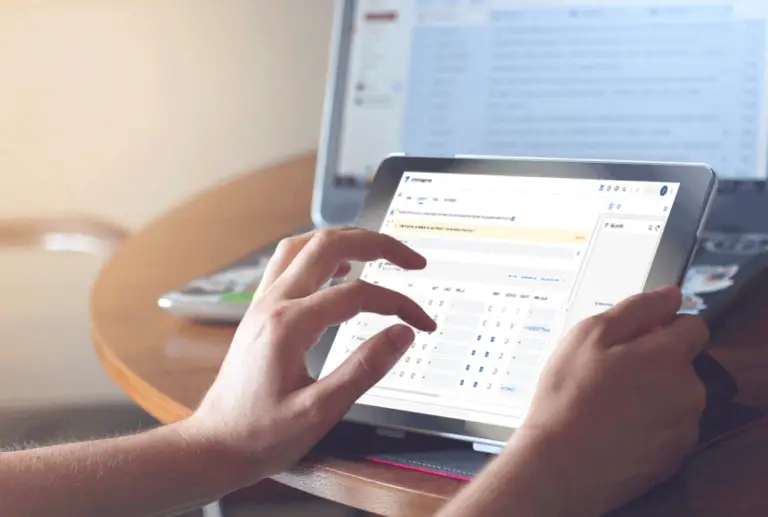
0, 0, 334, 407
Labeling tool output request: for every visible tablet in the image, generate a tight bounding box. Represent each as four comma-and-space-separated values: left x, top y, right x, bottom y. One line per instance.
316, 156, 717, 447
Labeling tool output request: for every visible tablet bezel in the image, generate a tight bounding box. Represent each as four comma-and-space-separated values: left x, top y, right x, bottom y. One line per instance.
318, 155, 717, 447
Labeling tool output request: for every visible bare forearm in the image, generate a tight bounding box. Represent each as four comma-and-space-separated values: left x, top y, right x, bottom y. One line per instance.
437, 433, 597, 517
0, 421, 255, 517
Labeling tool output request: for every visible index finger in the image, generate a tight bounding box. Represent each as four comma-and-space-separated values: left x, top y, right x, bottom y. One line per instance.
254, 228, 355, 300
273, 228, 427, 299
254, 230, 316, 299
287, 280, 436, 347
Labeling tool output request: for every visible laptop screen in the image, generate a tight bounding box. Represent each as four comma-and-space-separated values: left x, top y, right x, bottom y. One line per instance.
333, 0, 768, 186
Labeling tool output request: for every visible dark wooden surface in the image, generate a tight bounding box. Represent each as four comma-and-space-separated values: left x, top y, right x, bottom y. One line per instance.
91, 153, 768, 516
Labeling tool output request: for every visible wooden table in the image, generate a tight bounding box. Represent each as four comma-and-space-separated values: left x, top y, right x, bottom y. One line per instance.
91, 153, 768, 516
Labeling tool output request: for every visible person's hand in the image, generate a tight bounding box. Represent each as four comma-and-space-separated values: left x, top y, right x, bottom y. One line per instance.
184, 228, 436, 480
509, 286, 709, 515
437, 286, 708, 517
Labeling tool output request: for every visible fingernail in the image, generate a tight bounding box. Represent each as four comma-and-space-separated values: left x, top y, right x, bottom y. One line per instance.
387, 325, 415, 349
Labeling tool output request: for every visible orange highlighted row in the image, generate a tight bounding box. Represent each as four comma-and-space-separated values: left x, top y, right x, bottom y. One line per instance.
391, 220, 589, 243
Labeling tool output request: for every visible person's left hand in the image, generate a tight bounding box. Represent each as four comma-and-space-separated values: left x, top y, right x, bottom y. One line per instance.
184, 228, 436, 480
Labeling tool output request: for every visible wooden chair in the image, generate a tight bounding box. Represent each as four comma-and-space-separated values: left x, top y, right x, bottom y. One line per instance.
0, 215, 138, 412
0, 215, 129, 256
0, 214, 139, 428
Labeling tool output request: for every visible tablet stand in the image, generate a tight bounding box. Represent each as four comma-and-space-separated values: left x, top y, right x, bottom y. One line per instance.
472, 443, 504, 455
375, 427, 406, 439
377, 426, 505, 454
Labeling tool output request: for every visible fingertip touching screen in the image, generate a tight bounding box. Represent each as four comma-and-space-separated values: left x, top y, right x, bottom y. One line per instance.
320, 172, 679, 429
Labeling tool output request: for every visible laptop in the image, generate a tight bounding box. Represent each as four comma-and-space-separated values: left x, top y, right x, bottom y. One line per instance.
159, 0, 768, 322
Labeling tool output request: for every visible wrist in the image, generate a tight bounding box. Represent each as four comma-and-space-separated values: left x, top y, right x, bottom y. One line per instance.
494, 429, 602, 517
172, 418, 264, 492
438, 429, 599, 517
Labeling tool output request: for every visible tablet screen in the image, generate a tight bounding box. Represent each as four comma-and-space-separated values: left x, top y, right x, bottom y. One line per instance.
320, 171, 679, 429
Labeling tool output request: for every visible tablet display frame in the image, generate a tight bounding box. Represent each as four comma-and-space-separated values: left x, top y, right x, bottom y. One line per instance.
311, 155, 717, 447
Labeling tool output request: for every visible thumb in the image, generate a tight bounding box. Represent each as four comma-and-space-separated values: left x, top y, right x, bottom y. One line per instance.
599, 285, 683, 344
312, 324, 415, 421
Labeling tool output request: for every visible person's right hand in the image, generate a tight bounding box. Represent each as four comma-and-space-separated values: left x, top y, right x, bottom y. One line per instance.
437, 286, 709, 517
512, 286, 709, 516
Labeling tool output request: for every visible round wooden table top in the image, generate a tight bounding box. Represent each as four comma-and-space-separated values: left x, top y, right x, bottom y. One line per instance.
92, 153, 768, 517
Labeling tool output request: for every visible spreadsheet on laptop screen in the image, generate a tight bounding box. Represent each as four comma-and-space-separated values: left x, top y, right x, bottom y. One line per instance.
333, 0, 768, 184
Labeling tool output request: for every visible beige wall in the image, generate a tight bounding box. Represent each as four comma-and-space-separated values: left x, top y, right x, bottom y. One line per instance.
0, 0, 333, 228
0, 0, 334, 407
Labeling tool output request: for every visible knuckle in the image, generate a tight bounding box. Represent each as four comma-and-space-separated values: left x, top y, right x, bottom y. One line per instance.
342, 280, 373, 310
347, 351, 377, 389
561, 320, 591, 349
379, 330, 405, 358
274, 236, 303, 257
371, 331, 410, 371
296, 390, 327, 425
579, 313, 614, 344
262, 303, 292, 333
361, 331, 403, 374
348, 278, 372, 294
312, 228, 341, 248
